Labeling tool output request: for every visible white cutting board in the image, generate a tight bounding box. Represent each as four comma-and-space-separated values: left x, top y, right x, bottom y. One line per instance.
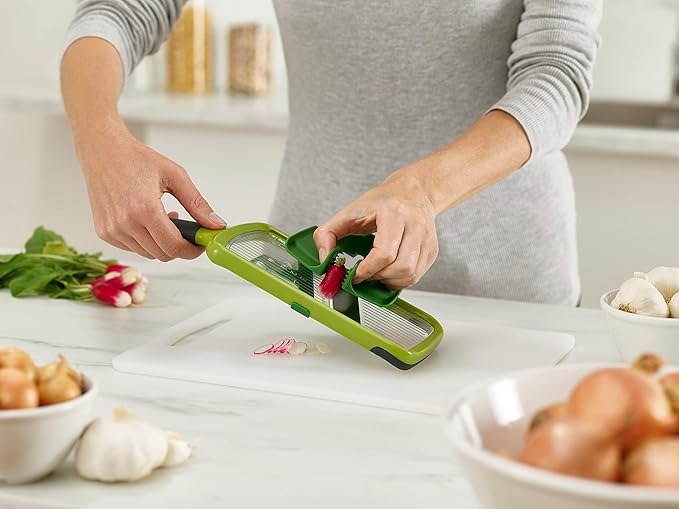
113, 285, 575, 415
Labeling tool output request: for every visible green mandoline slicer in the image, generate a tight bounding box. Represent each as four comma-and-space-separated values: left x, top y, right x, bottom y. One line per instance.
171, 219, 444, 370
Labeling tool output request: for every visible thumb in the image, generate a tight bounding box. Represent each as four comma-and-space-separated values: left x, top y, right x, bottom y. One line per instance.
167, 167, 226, 229
314, 213, 356, 263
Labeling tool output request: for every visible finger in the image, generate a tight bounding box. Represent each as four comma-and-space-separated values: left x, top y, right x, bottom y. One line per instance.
315, 207, 374, 263
148, 210, 204, 260
129, 226, 172, 261
165, 166, 227, 229
354, 218, 404, 284
378, 233, 438, 289
119, 234, 154, 260
371, 226, 422, 286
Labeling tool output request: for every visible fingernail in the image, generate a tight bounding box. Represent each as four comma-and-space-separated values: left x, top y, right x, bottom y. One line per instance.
209, 212, 227, 227
318, 248, 327, 262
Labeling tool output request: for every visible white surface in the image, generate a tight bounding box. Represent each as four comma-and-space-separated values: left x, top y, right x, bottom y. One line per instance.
0, 260, 622, 509
445, 364, 679, 509
0, 376, 97, 485
600, 290, 679, 365
113, 286, 574, 415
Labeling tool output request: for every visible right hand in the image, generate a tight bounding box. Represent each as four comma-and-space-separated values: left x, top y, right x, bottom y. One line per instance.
75, 124, 226, 261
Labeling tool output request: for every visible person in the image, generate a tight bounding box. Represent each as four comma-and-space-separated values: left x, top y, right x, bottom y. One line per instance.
61, 0, 602, 304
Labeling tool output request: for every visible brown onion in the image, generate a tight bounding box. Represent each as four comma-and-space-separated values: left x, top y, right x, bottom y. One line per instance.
519, 416, 621, 482
38, 356, 82, 405
529, 402, 568, 431
0, 347, 37, 381
623, 437, 679, 487
567, 367, 675, 450
0, 368, 39, 409
659, 372, 679, 416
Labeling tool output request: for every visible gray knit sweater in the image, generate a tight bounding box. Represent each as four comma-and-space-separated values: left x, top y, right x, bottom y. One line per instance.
65, 0, 602, 305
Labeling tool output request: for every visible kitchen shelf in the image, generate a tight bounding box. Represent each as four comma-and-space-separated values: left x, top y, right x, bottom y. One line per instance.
4, 89, 679, 158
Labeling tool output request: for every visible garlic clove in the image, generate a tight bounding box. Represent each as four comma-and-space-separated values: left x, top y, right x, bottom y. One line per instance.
162, 432, 193, 467
643, 267, 679, 303
75, 407, 169, 482
611, 278, 670, 317
669, 293, 679, 319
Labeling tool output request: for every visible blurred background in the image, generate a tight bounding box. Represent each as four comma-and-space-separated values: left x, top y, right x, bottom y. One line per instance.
1, 0, 679, 308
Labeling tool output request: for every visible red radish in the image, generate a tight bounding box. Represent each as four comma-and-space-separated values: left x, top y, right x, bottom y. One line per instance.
93, 269, 139, 290
519, 416, 622, 482
623, 437, 679, 487
92, 282, 132, 308
106, 264, 128, 274
123, 282, 146, 304
567, 366, 675, 450
319, 257, 347, 299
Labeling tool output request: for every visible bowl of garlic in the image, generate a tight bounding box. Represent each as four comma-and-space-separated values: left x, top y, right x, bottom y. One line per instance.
0, 348, 97, 484
601, 267, 679, 364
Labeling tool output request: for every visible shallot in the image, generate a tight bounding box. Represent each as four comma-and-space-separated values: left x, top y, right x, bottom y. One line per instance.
0, 347, 37, 381
0, 368, 39, 410
37, 355, 82, 405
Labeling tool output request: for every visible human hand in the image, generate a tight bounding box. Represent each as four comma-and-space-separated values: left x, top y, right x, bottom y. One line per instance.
313, 168, 439, 290
76, 124, 226, 261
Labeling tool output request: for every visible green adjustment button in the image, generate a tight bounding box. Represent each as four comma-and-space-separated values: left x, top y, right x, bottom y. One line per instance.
290, 302, 310, 317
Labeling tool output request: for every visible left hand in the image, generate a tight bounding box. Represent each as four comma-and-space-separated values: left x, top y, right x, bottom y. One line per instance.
313, 169, 439, 290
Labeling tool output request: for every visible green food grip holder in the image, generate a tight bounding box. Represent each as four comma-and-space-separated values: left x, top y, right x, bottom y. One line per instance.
285, 226, 401, 307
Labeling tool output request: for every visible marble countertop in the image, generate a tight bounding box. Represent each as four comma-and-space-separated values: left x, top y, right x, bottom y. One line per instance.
3, 88, 679, 158
0, 260, 621, 509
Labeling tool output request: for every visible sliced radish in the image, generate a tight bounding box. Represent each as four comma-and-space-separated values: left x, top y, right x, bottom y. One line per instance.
316, 343, 330, 355
288, 342, 308, 356
254, 343, 275, 355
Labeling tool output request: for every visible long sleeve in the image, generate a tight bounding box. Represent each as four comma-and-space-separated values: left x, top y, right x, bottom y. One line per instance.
64, 0, 188, 78
491, 0, 603, 162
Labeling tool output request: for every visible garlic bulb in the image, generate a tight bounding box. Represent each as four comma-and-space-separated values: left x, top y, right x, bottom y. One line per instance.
670, 293, 679, 319
611, 278, 669, 317
75, 407, 169, 482
635, 267, 679, 303
162, 432, 193, 467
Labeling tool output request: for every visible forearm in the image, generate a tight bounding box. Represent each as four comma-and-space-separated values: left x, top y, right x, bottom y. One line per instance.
60, 38, 128, 156
406, 110, 531, 214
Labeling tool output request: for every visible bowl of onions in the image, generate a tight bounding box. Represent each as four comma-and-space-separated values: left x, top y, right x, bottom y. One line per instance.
601, 267, 679, 364
444, 353, 679, 509
0, 348, 97, 484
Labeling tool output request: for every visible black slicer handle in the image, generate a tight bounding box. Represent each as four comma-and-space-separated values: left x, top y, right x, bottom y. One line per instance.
171, 218, 202, 245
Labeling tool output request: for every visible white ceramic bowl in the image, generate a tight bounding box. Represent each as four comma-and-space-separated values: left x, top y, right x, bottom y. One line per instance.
0, 373, 97, 484
444, 364, 679, 509
601, 289, 679, 365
